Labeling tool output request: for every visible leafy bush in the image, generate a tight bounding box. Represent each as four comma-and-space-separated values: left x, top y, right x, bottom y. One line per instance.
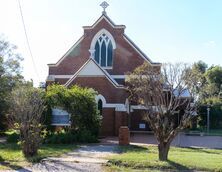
6, 130, 20, 143
9, 86, 45, 157
44, 130, 98, 144
198, 97, 222, 129
46, 84, 101, 138
77, 130, 98, 143
45, 132, 77, 144
41, 103, 54, 132
7, 132, 19, 143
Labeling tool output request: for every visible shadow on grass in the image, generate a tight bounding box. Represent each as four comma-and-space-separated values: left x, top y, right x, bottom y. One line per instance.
0, 143, 20, 150
0, 155, 31, 171
178, 146, 222, 155
116, 144, 148, 153
167, 160, 194, 171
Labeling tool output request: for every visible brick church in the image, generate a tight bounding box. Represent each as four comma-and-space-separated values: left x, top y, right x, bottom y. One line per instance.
46, 2, 161, 136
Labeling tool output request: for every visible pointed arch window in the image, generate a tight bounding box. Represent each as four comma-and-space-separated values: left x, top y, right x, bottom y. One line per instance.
94, 33, 113, 67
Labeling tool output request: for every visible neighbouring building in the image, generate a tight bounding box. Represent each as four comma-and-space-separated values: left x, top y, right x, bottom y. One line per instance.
46, 2, 161, 136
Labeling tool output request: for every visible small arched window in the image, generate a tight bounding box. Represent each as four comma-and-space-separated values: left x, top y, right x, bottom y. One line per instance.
98, 99, 103, 116
94, 33, 113, 67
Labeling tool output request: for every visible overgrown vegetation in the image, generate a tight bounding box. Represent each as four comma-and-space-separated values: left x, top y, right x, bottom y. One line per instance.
46, 84, 101, 138
44, 130, 98, 144
187, 61, 222, 130
8, 86, 45, 157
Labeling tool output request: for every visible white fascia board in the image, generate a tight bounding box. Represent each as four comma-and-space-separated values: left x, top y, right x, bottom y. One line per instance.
64, 58, 124, 89
123, 34, 161, 66
131, 105, 147, 110
48, 36, 84, 67
111, 75, 126, 79
103, 103, 127, 112
47, 75, 111, 79
47, 75, 73, 79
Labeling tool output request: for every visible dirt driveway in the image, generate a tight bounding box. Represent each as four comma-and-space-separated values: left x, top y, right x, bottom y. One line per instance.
4, 144, 118, 172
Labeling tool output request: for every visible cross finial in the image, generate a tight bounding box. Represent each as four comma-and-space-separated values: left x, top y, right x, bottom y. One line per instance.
100, 1, 109, 15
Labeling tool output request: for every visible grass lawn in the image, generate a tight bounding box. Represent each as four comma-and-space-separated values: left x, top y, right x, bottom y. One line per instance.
108, 145, 222, 171
188, 129, 222, 136
0, 143, 78, 170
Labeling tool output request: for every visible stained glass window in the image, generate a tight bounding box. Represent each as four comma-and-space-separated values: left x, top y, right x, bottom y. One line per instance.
94, 33, 113, 67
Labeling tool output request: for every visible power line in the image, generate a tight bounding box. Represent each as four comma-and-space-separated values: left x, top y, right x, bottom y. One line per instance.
17, 0, 40, 81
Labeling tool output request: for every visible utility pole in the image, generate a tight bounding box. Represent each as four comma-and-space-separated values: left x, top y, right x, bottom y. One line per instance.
207, 106, 210, 134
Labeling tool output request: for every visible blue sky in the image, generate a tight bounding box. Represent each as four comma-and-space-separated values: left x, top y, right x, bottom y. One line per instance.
0, 0, 221, 85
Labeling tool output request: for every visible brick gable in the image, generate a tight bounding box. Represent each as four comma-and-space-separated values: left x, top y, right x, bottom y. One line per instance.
69, 76, 128, 104
47, 14, 160, 77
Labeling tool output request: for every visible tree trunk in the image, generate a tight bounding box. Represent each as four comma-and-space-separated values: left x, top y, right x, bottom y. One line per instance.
22, 142, 38, 157
158, 142, 170, 161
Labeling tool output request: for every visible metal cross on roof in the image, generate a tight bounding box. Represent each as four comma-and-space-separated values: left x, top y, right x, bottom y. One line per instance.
100, 1, 109, 14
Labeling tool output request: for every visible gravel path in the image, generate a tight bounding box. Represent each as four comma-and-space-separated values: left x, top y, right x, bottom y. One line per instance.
3, 144, 118, 172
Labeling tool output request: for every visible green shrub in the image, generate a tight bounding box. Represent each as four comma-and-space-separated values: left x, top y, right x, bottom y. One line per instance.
77, 130, 98, 143
44, 130, 98, 144
198, 97, 222, 129
44, 131, 77, 144
6, 132, 20, 143
46, 84, 102, 138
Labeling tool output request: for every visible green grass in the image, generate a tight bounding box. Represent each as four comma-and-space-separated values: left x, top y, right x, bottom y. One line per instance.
0, 143, 78, 170
108, 145, 222, 171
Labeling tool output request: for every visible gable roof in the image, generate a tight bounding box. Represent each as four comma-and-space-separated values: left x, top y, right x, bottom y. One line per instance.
48, 36, 84, 67
48, 13, 161, 67
83, 13, 126, 29
64, 58, 125, 89
83, 14, 161, 66
123, 34, 161, 66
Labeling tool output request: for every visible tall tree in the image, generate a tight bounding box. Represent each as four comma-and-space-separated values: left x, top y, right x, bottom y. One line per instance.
0, 36, 24, 130
185, 61, 208, 100
205, 65, 222, 95
193, 60, 208, 74
126, 63, 197, 161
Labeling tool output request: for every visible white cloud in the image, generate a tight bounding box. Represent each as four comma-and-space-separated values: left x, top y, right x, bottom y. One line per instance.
203, 41, 216, 48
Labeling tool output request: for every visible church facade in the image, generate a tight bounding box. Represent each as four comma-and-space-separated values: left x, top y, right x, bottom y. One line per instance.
46, 5, 161, 136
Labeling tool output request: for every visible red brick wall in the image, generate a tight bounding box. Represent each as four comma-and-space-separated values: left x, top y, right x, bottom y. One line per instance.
70, 76, 129, 104
48, 17, 160, 76
100, 108, 115, 136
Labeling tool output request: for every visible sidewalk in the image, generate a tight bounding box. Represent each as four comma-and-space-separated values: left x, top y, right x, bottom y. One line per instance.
101, 133, 222, 149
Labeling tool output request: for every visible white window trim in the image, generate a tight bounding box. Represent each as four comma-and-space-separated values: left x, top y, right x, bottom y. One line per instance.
89, 29, 116, 68
102, 66, 113, 70
90, 29, 116, 50
95, 94, 127, 112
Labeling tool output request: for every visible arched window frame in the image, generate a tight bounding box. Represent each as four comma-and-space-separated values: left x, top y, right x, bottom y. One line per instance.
89, 29, 116, 69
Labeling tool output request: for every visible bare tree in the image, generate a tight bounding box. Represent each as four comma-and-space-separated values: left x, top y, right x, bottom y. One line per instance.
126, 63, 197, 161
9, 86, 45, 157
